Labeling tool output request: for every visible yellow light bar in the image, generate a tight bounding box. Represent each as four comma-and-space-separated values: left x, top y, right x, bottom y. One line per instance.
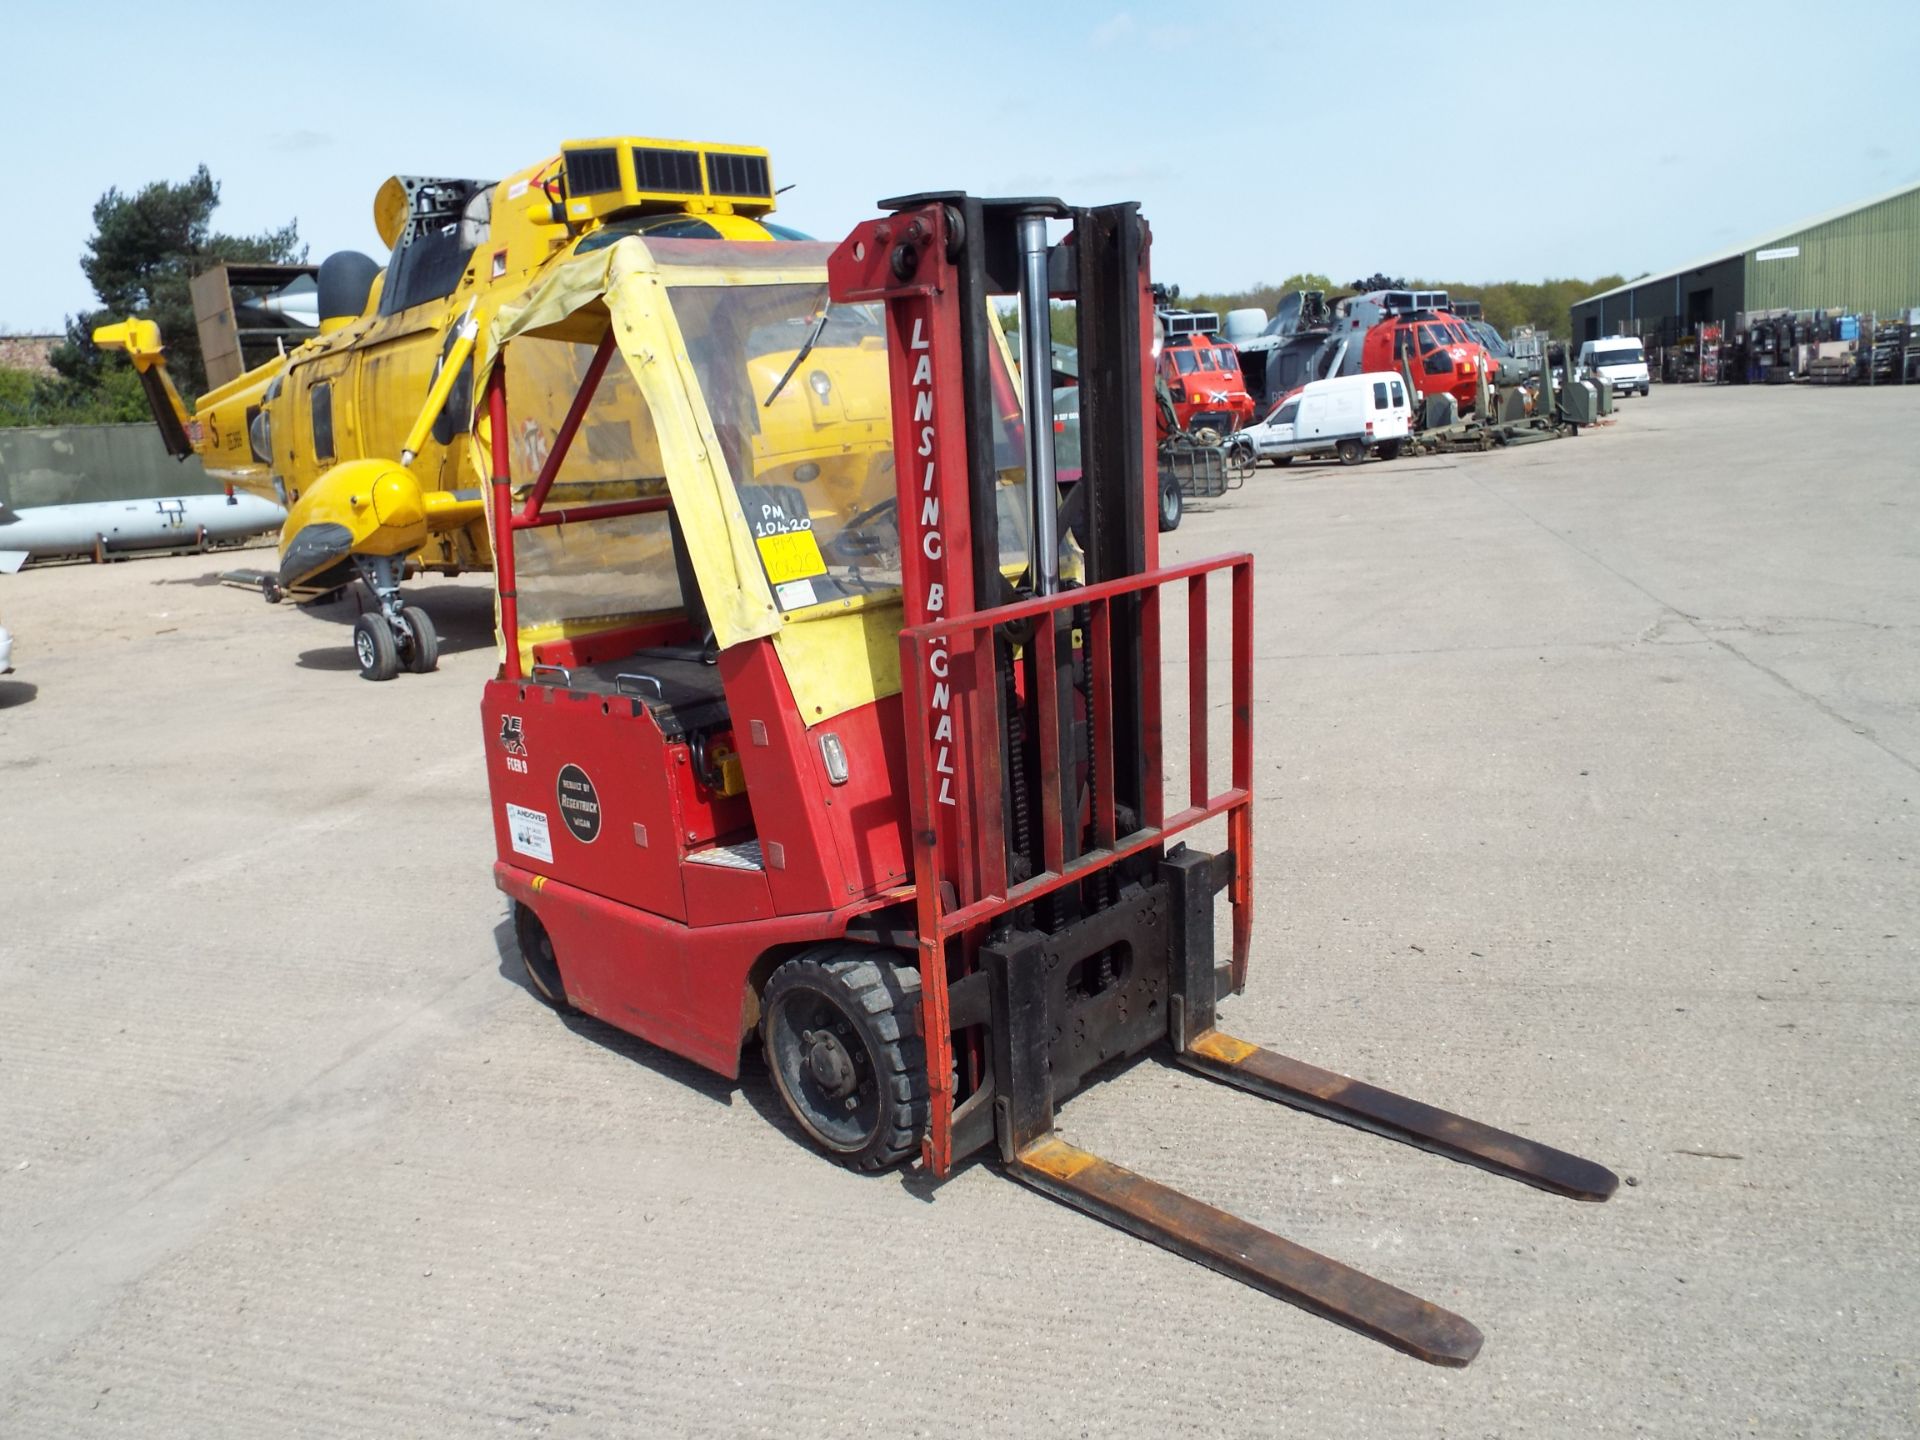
558, 137, 775, 222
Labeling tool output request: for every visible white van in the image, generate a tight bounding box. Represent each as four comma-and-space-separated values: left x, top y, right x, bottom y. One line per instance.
1578, 337, 1651, 396
1230, 372, 1412, 467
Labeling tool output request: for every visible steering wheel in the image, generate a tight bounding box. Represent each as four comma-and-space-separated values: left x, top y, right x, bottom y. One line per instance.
823, 495, 899, 564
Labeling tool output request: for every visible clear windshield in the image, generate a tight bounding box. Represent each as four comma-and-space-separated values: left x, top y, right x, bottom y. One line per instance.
502, 336, 682, 633
671, 280, 1030, 611
1593, 345, 1644, 367
670, 281, 899, 609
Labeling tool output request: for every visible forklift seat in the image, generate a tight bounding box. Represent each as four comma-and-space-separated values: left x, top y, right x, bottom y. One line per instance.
576, 653, 728, 739
525, 503, 730, 738
529, 651, 728, 740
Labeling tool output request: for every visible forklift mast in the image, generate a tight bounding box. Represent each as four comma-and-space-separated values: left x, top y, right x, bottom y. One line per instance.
829, 197, 1255, 1174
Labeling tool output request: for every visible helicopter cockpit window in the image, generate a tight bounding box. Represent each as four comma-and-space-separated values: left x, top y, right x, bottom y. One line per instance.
310, 381, 334, 463
504, 338, 683, 633
248, 404, 272, 465
1172, 349, 1200, 374
574, 215, 724, 255
1417, 323, 1447, 353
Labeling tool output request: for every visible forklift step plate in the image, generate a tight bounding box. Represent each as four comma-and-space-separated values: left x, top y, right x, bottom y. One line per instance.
1010, 1136, 1484, 1367
1181, 1031, 1619, 1203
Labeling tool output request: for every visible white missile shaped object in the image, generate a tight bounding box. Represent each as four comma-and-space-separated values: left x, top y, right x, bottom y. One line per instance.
0, 493, 287, 572
234, 274, 321, 330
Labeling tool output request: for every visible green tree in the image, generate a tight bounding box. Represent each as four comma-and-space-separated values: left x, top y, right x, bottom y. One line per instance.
0, 362, 150, 427
49, 165, 303, 402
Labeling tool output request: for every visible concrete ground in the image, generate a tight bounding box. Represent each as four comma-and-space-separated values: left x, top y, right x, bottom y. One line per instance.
1, 383, 1915, 1436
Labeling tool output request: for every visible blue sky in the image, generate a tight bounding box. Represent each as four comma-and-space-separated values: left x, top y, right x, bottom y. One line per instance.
3, 0, 1917, 333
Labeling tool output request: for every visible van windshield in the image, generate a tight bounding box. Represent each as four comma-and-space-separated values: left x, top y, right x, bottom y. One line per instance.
1594, 345, 1644, 366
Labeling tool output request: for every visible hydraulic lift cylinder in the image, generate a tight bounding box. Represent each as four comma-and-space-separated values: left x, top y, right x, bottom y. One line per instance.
1016, 213, 1061, 597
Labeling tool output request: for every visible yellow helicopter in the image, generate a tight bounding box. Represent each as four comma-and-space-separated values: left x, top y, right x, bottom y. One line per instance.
97, 136, 890, 680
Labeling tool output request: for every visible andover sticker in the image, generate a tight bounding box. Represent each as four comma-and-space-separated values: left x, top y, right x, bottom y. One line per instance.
506, 803, 553, 863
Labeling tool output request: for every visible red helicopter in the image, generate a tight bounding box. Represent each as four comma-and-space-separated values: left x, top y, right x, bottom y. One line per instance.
1233, 282, 1495, 417
1155, 306, 1255, 439
1328, 285, 1492, 411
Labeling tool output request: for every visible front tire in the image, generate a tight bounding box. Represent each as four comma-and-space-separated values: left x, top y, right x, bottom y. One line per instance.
762, 949, 927, 1171
352, 612, 400, 681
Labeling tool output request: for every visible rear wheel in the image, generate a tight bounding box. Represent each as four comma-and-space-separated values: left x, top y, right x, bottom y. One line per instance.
762, 949, 926, 1171
1336, 438, 1365, 466
512, 902, 570, 1010
1158, 477, 1184, 532
1377, 440, 1403, 461
352, 612, 399, 681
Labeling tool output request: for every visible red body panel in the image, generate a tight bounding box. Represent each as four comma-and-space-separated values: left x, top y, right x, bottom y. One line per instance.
813, 692, 912, 900
484, 676, 703, 921
496, 863, 898, 1078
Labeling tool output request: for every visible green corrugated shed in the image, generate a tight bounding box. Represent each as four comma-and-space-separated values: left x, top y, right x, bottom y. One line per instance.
1572, 180, 1920, 340
1742, 184, 1920, 315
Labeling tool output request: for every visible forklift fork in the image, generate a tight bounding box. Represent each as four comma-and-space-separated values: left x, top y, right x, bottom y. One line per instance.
993, 849, 1616, 1367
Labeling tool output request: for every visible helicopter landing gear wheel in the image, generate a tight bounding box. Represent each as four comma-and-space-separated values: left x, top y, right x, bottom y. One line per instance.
512, 902, 570, 1010
401, 606, 439, 674
761, 948, 926, 1171
352, 612, 400, 681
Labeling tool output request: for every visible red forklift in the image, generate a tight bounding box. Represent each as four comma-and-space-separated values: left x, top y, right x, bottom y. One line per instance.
479, 194, 1615, 1367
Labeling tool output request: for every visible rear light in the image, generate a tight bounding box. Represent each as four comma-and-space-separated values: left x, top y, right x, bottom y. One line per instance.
819, 733, 849, 786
